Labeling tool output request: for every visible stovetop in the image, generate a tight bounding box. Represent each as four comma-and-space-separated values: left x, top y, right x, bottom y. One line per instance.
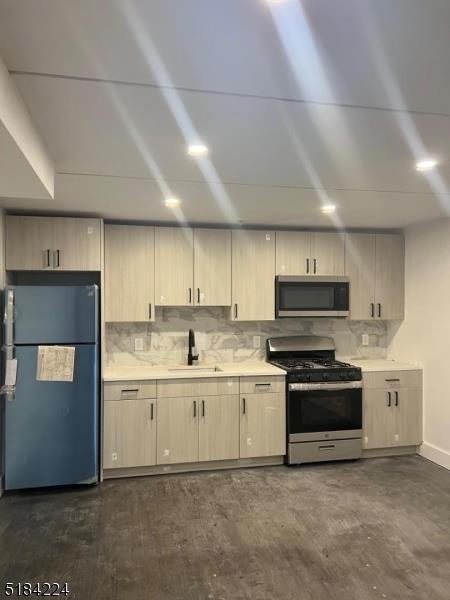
268, 357, 362, 383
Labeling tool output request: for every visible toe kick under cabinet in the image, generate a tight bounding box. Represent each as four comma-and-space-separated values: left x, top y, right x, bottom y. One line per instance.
102, 375, 286, 478
362, 370, 423, 455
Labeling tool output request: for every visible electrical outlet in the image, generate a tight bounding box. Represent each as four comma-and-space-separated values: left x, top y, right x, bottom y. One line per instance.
362, 334, 369, 346
253, 335, 261, 349
134, 337, 144, 352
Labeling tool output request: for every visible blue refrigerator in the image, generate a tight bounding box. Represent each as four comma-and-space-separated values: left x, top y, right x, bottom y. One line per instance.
3, 285, 99, 490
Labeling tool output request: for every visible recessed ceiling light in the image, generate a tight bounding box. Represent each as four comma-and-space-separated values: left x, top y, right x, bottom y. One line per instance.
320, 204, 336, 215
187, 144, 208, 157
165, 197, 180, 208
415, 159, 438, 172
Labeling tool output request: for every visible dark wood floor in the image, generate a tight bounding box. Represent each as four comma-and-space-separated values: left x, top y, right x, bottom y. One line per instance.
1, 456, 450, 599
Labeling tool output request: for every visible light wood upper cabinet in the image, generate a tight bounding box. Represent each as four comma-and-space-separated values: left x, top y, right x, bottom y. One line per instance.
240, 392, 286, 458
232, 230, 275, 321
374, 234, 404, 320
5, 215, 101, 271
345, 233, 404, 320
5, 216, 54, 270
198, 395, 239, 462
345, 233, 377, 320
194, 228, 231, 306
103, 399, 156, 469
105, 225, 155, 322
276, 231, 344, 276
155, 227, 194, 306
157, 396, 199, 464
52, 218, 101, 271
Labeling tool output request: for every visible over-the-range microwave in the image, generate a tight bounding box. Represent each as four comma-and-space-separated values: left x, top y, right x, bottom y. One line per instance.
275, 276, 350, 318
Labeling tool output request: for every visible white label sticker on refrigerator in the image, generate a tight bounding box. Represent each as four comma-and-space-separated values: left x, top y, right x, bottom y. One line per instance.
5, 359, 17, 386
36, 346, 75, 382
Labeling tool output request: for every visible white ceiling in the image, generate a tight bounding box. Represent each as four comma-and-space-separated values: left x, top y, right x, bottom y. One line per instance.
1, 0, 450, 228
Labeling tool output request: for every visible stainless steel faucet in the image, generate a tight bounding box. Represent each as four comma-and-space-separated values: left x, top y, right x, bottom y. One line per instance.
187, 329, 199, 366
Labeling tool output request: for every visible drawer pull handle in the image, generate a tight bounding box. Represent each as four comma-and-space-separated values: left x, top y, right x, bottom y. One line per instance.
319, 445, 335, 450
122, 388, 139, 394
255, 383, 271, 388
385, 379, 400, 382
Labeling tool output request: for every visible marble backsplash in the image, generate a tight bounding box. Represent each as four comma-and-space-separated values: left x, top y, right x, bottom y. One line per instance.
105, 308, 388, 367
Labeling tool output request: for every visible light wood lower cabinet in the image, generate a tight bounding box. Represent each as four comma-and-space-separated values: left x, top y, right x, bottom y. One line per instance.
240, 392, 286, 458
103, 399, 156, 469
198, 395, 239, 462
157, 396, 199, 465
363, 370, 422, 451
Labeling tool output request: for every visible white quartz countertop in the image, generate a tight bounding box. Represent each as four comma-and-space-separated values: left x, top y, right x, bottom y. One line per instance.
339, 358, 422, 372
103, 362, 286, 382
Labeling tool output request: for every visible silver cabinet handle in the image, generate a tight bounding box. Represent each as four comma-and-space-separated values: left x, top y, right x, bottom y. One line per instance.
378, 303, 381, 318
306, 258, 310, 274
197, 288, 201, 304
313, 258, 317, 274
387, 391, 392, 407
395, 391, 399, 407
150, 403, 154, 420
193, 400, 197, 418
234, 303, 238, 319
188, 288, 192, 304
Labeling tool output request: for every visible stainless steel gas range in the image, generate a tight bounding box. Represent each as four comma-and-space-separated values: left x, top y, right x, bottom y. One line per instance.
266, 335, 363, 465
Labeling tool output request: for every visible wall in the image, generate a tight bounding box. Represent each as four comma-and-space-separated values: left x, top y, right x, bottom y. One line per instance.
388, 217, 450, 470
0, 210, 5, 494
106, 308, 388, 366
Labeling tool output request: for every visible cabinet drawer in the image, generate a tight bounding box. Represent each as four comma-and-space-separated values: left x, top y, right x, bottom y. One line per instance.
239, 376, 285, 394
104, 380, 156, 400
157, 377, 239, 398
363, 370, 422, 390
288, 438, 362, 464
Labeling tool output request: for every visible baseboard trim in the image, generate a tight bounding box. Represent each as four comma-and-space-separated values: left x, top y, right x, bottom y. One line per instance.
362, 446, 418, 459
419, 443, 450, 471
103, 456, 284, 479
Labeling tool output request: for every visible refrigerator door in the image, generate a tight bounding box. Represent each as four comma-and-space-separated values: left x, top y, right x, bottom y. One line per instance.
6, 285, 98, 345
4, 344, 98, 490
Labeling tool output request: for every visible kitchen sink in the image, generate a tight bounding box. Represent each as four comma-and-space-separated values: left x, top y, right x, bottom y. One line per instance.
168, 366, 222, 373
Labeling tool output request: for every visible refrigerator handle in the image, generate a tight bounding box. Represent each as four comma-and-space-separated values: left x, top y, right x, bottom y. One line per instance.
4, 288, 14, 347
1, 344, 16, 401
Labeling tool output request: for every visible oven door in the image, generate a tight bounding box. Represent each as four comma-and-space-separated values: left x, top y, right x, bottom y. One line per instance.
276, 276, 349, 317
288, 381, 362, 442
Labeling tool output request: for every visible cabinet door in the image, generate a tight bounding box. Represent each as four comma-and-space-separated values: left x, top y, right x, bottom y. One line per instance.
394, 387, 422, 446
198, 395, 239, 462
5, 216, 54, 270
105, 225, 155, 322
52, 218, 101, 270
310, 232, 345, 276
155, 227, 194, 306
103, 399, 156, 469
157, 396, 199, 464
194, 228, 231, 306
232, 230, 275, 321
345, 233, 376, 320
375, 234, 405, 320
240, 393, 285, 458
363, 388, 396, 449
275, 231, 310, 275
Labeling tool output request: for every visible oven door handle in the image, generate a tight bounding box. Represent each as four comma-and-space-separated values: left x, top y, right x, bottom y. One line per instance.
288, 381, 362, 391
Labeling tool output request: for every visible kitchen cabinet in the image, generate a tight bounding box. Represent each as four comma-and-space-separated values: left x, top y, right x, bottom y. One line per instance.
103, 399, 156, 469
157, 396, 199, 464
345, 233, 404, 320
362, 370, 422, 450
198, 395, 239, 462
240, 392, 286, 458
104, 225, 155, 322
155, 227, 232, 306
276, 231, 345, 276
5, 215, 102, 271
155, 227, 194, 306
194, 228, 231, 306
232, 230, 275, 321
